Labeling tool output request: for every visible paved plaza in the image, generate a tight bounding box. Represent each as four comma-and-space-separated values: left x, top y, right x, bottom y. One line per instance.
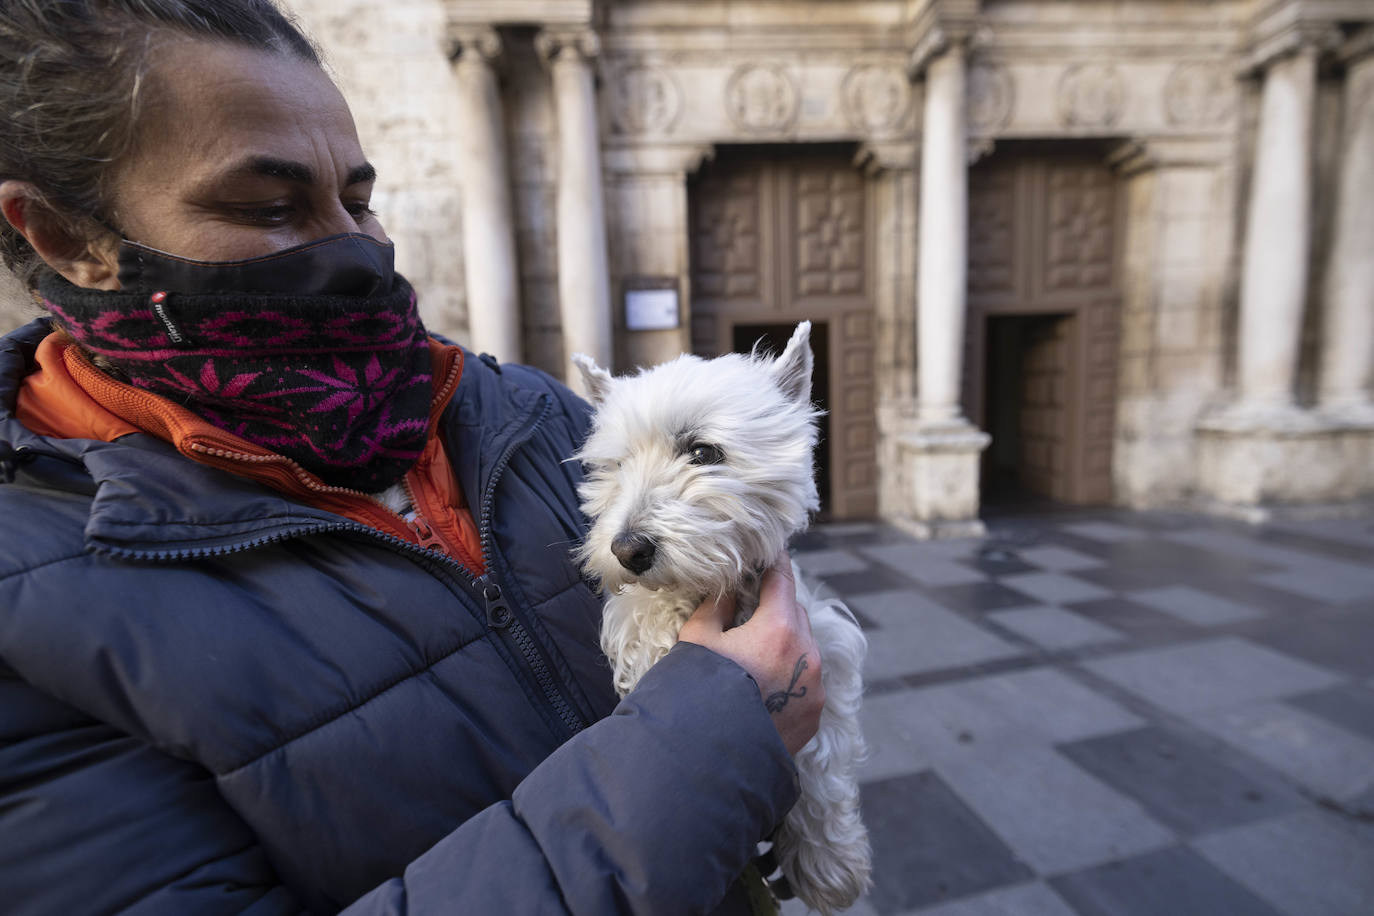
782, 508, 1374, 916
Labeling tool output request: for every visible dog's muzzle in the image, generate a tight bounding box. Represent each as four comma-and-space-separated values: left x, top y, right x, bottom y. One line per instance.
611, 531, 657, 574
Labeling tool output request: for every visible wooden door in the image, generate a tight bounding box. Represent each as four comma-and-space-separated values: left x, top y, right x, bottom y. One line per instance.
964, 146, 1122, 504
689, 147, 878, 519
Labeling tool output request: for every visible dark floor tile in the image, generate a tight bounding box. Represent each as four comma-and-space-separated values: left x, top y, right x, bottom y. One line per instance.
1255, 527, 1374, 565
1287, 684, 1374, 741
925, 581, 1037, 613
965, 551, 1041, 578
1074, 565, 1172, 593
1189, 576, 1341, 616
1050, 845, 1284, 916
1064, 598, 1195, 643
861, 770, 1033, 914
821, 564, 922, 597
1059, 725, 1304, 836
1095, 540, 1275, 581
1246, 613, 1374, 677
900, 654, 1040, 691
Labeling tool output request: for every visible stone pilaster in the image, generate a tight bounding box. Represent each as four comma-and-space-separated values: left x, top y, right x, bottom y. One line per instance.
894, 36, 988, 539
446, 26, 523, 363
537, 28, 614, 392
1319, 28, 1374, 425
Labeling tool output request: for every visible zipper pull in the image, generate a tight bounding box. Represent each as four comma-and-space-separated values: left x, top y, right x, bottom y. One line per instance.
407, 514, 449, 555
480, 577, 514, 628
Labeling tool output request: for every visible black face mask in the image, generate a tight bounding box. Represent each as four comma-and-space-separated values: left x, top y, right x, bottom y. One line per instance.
115, 231, 396, 297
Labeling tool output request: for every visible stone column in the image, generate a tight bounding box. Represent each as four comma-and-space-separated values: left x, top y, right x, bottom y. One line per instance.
899, 38, 989, 539
917, 43, 971, 426
447, 27, 522, 363
1232, 45, 1319, 418
538, 28, 614, 388
1319, 32, 1374, 423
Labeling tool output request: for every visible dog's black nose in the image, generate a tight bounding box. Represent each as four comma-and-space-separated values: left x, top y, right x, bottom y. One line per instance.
612, 532, 657, 574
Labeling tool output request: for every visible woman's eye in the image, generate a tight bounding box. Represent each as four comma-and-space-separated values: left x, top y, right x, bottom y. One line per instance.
688, 443, 725, 466
346, 201, 377, 221
232, 205, 294, 225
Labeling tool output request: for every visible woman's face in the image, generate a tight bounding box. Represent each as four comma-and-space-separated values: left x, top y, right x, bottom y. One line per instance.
105, 38, 387, 269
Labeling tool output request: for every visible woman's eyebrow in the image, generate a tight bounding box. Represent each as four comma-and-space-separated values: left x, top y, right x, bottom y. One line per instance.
209, 157, 376, 188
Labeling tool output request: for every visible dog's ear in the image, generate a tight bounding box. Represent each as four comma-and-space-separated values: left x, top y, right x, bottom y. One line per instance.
571, 353, 615, 404
770, 321, 813, 404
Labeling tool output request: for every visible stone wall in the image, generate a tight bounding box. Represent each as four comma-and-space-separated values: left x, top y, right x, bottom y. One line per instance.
285, 0, 470, 344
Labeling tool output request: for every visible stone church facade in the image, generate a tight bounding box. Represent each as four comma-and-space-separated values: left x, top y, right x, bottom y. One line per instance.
3, 0, 1371, 534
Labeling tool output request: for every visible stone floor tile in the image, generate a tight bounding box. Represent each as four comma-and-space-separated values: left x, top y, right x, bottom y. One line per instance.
1287, 683, 1374, 742
1194, 809, 1374, 916
1018, 546, 1103, 573
1187, 700, 1374, 801
822, 564, 925, 597
860, 771, 1034, 915
963, 552, 1040, 579
936, 746, 1174, 875
1058, 724, 1304, 835
1067, 597, 1196, 643
1072, 565, 1178, 593
851, 592, 1023, 680
1254, 567, 1374, 605
1127, 585, 1263, 626
925, 582, 1037, 613
1060, 521, 1149, 543
793, 547, 871, 578
1049, 845, 1284, 916
913, 882, 1077, 916
861, 544, 987, 587
872, 669, 1143, 763
989, 606, 1126, 650
1082, 637, 1342, 716
1001, 572, 1113, 606
858, 689, 936, 783
1248, 613, 1374, 678
781, 895, 879, 916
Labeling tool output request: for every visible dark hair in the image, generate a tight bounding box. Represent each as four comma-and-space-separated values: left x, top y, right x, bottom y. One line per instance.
0, 0, 322, 289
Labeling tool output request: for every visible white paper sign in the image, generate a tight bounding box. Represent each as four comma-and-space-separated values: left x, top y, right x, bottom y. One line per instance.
624, 288, 680, 331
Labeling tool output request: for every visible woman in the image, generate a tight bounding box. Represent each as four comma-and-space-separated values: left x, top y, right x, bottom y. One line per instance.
0, 2, 823, 913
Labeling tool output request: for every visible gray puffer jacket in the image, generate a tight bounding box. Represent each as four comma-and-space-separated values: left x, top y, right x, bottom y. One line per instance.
0, 318, 798, 915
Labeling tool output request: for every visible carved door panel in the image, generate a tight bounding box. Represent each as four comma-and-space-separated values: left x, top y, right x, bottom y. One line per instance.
690, 147, 877, 519
965, 147, 1121, 504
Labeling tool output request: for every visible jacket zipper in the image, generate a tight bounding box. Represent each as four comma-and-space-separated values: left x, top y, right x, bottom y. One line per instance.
144, 394, 585, 738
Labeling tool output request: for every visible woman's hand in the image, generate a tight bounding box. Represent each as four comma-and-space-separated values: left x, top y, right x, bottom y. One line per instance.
678, 554, 825, 756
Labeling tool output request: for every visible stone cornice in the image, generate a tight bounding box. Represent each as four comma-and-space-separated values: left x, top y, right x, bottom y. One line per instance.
443, 0, 593, 28
1106, 137, 1233, 176
602, 143, 714, 177
907, 0, 983, 77
445, 24, 502, 64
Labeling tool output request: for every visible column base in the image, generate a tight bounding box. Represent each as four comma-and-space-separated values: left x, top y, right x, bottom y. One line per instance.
1195, 403, 1374, 509
886, 418, 991, 541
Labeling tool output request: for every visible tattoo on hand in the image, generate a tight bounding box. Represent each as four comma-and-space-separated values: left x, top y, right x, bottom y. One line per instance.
765, 655, 809, 714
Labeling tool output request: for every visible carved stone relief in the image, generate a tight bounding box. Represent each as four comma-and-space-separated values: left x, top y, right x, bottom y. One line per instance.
1163, 61, 1236, 127
967, 63, 1014, 133
609, 64, 682, 135
841, 64, 912, 135
725, 63, 800, 133
1057, 63, 1125, 128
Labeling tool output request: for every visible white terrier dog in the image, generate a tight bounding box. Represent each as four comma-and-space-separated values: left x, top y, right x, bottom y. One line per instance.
572, 322, 871, 914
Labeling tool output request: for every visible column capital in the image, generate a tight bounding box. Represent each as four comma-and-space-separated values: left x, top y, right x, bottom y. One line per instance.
906, 0, 985, 78
535, 27, 601, 65
1240, 19, 1342, 77
1338, 25, 1374, 69
854, 140, 917, 175
445, 24, 502, 64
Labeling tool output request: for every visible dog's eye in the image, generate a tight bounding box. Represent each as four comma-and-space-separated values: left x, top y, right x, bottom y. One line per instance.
688, 443, 725, 466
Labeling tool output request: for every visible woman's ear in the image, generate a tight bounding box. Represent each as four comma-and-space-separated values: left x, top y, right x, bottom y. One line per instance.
0, 180, 120, 290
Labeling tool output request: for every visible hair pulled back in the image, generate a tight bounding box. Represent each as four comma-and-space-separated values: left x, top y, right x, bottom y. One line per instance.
0, 0, 321, 289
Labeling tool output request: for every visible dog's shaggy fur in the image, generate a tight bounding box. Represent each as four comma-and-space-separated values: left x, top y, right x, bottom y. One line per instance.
573, 323, 871, 914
